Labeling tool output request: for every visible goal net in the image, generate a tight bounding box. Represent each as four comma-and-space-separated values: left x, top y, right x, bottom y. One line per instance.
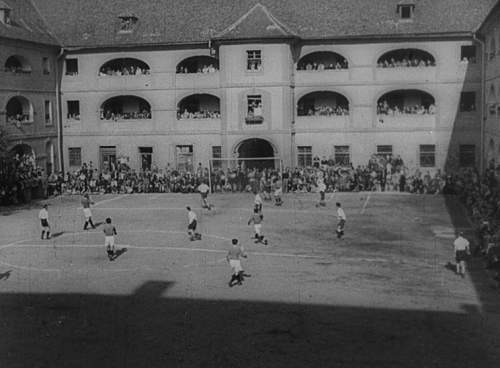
207, 157, 283, 193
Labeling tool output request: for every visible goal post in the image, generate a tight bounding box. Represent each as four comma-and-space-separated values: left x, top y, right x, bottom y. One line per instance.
207, 157, 283, 193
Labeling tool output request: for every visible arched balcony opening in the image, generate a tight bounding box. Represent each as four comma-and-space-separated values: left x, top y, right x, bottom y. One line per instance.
6, 96, 33, 123
98, 58, 150, 76
100, 96, 151, 121
297, 91, 349, 117
176, 56, 219, 74
297, 52, 348, 71
177, 94, 220, 119
4, 55, 31, 73
377, 49, 436, 68
10, 144, 35, 159
377, 90, 436, 115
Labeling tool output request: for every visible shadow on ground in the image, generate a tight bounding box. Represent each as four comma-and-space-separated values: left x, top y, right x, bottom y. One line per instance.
1, 280, 499, 368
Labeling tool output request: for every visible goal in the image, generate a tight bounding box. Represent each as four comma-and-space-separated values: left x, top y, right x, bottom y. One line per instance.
207, 157, 283, 193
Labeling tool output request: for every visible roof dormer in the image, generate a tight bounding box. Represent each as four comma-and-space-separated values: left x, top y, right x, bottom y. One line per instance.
397, 0, 415, 21
118, 11, 138, 33
0, 1, 12, 25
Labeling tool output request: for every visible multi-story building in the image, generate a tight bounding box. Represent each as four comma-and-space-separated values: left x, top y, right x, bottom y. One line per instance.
5, 0, 499, 173
479, 0, 500, 170
0, 0, 59, 173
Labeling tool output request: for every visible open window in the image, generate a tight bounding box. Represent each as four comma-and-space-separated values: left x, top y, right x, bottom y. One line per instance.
377, 49, 435, 68
99, 58, 150, 76
100, 96, 151, 120
176, 56, 219, 74
297, 91, 349, 116
177, 94, 220, 119
377, 90, 436, 115
297, 51, 348, 70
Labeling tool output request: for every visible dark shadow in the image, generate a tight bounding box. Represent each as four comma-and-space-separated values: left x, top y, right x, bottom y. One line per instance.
50, 231, 65, 238
444, 261, 457, 273
0, 280, 499, 367
93, 221, 104, 228
110, 248, 127, 261
0, 270, 12, 281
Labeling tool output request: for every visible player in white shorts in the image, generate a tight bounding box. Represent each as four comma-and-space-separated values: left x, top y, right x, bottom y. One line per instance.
197, 181, 212, 210
38, 204, 51, 240
226, 238, 248, 287
248, 207, 267, 245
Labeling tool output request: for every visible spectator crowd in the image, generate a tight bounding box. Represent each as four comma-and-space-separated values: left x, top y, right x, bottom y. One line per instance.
377, 56, 435, 68
99, 65, 150, 76
377, 100, 437, 115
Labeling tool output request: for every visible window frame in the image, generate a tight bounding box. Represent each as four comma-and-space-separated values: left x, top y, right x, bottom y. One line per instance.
460, 45, 477, 63
68, 147, 82, 167
459, 144, 476, 167
376, 145, 393, 157
246, 94, 264, 124
419, 144, 436, 168
246, 50, 262, 72
67, 100, 80, 120
42, 57, 50, 75
459, 91, 476, 112
65, 58, 79, 76
297, 146, 313, 167
44, 100, 53, 125
334, 145, 351, 166
176, 145, 194, 172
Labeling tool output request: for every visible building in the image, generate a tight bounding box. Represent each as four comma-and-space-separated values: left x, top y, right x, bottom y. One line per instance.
479, 1, 500, 171
3, 0, 499, 173
0, 0, 59, 173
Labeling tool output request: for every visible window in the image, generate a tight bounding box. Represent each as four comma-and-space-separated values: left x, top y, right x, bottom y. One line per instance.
246, 95, 263, 124
334, 146, 350, 165
118, 14, 138, 32
459, 145, 475, 167
460, 45, 476, 63
212, 146, 222, 169
460, 92, 476, 112
65, 59, 78, 75
176, 145, 193, 172
68, 147, 82, 167
246, 50, 262, 71
139, 147, 153, 171
419, 145, 435, 167
490, 38, 497, 61
490, 104, 497, 116
44, 100, 52, 125
0, 7, 11, 25
67, 100, 80, 120
297, 146, 312, 167
397, 3, 415, 20
100, 146, 117, 171
400, 6, 413, 19
377, 145, 393, 157
42, 57, 50, 75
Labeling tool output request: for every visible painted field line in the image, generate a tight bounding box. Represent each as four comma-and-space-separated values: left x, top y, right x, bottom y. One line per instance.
360, 193, 371, 215
95, 206, 328, 215
76, 195, 131, 210
5, 243, 325, 260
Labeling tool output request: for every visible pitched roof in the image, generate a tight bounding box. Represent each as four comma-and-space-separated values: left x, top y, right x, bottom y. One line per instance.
0, 0, 58, 46
214, 3, 297, 40
30, 0, 498, 49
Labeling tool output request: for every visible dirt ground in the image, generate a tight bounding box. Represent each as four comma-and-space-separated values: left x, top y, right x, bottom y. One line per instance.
1, 192, 500, 367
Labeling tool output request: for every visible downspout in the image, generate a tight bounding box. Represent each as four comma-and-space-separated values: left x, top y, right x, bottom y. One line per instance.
55, 47, 65, 174
473, 33, 486, 173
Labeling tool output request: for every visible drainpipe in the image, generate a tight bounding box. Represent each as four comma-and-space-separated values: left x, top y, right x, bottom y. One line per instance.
473, 33, 486, 173
55, 47, 65, 174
